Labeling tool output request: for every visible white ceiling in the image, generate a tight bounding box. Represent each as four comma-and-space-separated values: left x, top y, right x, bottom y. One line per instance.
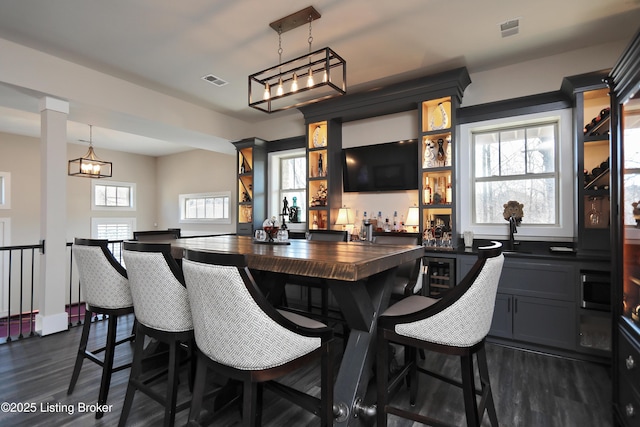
0, 0, 639, 156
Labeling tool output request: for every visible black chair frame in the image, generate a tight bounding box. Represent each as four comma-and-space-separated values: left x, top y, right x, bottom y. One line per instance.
68, 238, 135, 419
184, 250, 335, 427
119, 241, 197, 427
376, 244, 502, 427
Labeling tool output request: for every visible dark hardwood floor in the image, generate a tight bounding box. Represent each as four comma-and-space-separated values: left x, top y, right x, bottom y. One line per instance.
0, 314, 612, 426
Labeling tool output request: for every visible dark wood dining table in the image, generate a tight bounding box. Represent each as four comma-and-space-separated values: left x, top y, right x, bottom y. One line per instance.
166, 234, 424, 426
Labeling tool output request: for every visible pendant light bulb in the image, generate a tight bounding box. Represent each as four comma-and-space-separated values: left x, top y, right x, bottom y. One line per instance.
307, 68, 315, 88
322, 69, 328, 83
291, 73, 298, 92
263, 83, 270, 101
276, 77, 284, 96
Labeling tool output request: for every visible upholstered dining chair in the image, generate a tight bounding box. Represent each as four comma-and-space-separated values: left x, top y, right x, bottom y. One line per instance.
182, 250, 335, 427
118, 242, 195, 427
68, 238, 135, 419
376, 241, 504, 427
372, 233, 423, 299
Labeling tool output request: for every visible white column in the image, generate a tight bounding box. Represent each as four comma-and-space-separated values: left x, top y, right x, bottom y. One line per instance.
35, 96, 69, 336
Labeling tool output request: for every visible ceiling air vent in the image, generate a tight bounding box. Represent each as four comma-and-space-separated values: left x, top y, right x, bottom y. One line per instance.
201, 74, 228, 87
500, 19, 520, 38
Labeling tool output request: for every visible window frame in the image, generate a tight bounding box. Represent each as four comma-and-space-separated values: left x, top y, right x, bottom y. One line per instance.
268, 148, 307, 230
458, 109, 574, 241
0, 172, 10, 209
179, 191, 231, 224
279, 153, 307, 224
472, 121, 560, 225
91, 179, 136, 211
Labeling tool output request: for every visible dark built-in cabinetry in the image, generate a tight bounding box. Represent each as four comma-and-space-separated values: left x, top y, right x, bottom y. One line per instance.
562, 70, 612, 255
458, 253, 609, 358
232, 137, 267, 236
611, 28, 640, 427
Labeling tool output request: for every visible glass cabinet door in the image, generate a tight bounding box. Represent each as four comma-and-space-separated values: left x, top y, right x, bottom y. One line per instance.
621, 96, 640, 332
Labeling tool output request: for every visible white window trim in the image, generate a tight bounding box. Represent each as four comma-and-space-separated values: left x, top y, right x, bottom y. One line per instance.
91, 217, 137, 240
458, 109, 574, 241
179, 191, 231, 224
0, 172, 11, 209
91, 179, 137, 211
268, 148, 307, 231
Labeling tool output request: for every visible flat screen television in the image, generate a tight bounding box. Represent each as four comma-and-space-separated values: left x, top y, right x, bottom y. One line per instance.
341, 139, 419, 192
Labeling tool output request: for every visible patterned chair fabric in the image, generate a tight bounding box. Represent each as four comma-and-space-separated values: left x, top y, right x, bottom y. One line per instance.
182, 258, 322, 370
393, 253, 504, 347
73, 243, 132, 309
123, 249, 193, 333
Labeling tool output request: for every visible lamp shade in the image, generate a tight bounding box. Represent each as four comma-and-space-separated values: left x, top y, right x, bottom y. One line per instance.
335, 207, 353, 227
405, 207, 420, 230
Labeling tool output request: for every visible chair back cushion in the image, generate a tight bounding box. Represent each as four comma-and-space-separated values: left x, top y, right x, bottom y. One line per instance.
395, 254, 504, 347
182, 258, 321, 370
73, 244, 132, 309
123, 249, 193, 332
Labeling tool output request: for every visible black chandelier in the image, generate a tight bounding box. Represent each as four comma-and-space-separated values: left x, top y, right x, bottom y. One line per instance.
68, 125, 112, 178
248, 6, 346, 113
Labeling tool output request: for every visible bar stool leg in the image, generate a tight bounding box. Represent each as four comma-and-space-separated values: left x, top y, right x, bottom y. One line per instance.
118, 324, 145, 427
376, 334, 390, 427
96, 314, 118, 419
460, 353, 480, 427
477, 346, 499, 426
187, 355, 208, 426
164, 339, 181, 427
68, 308, 93, 395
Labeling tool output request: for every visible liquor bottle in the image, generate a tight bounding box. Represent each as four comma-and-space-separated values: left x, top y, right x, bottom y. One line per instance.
424, 177, 432, 204
384, 216, 391, 232
377, 211, 383, 231
446, 175, 452, 204
361, 211, 369, 240
393, 211, 399, 231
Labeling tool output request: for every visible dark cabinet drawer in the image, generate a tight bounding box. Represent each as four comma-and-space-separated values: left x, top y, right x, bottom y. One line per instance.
618, 376, 640, 427
619, 328, 640, 393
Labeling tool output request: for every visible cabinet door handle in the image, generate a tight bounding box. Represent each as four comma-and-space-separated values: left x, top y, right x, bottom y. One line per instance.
507, 298, 511, 313
514, 298, 518, 314
626, 403, 635, 418
626, 355, 636, 370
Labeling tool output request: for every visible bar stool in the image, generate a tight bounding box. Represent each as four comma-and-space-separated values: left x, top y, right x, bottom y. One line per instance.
68, 238, 135, 419
182, 250, 335, 427
376, 241, 504, 427
118, 242, 195, 427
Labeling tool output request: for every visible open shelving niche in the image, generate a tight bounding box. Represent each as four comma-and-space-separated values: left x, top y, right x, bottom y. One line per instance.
232, 137, 267, 236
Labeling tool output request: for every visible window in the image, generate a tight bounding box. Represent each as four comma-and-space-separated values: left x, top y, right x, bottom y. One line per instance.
0, 172, 10, 209
473, 122, 558, 225
92, 180, 136, 211
459, 109, 573, 240
179, 192, 230, 224
91, 217, 136, 261
280, 155, 307, 223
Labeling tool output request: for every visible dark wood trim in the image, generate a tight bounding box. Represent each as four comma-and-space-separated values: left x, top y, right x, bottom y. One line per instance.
458, 91, 571, 124
611, 27, 640, 102
298, 67, 471, 123
560, 69, 611, 96
266, 135, 305, 153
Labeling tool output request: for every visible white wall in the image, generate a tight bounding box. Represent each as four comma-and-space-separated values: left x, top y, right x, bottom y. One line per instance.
155, 149, 236, 236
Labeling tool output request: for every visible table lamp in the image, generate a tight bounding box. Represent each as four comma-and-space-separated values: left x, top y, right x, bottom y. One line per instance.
405, 206, 420, 232
335, 206, 353, 231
